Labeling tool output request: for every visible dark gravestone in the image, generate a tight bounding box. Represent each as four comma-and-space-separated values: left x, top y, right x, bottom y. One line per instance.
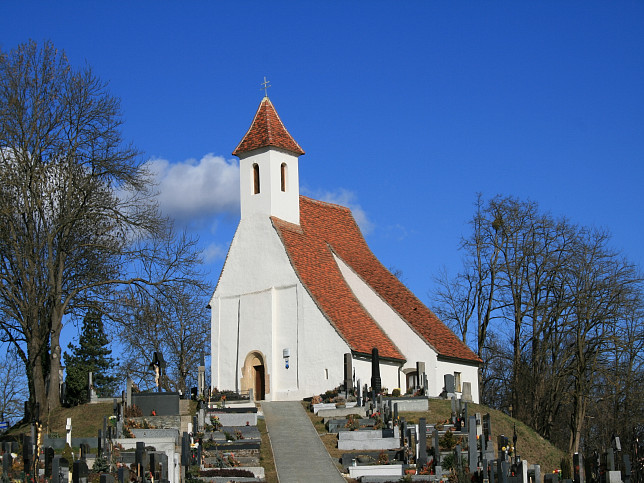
371, 347, 381, 394
181, 432, 191, 467
344, 353, 353, 392
2, 452, 12, 476
433, 428, 441, 465
117, 466, 130, 483
463, 402, 469, 433
73, 460, 89, 483
444, 374, 455, 394
607, 449, 615, 472
469, 415, 478, 473
45, 446, 55, 477
574, 453, 585, 483
22, 435, 32, 473
80, 443, 90, 460
544, 474, 559, 483
393, 402, 398, 423
100, 475, 115, 483
454, 444, 462, 467
623, 454, 632, 483
97, 429, 103, 458
135, 441, 147, 474
418, 418, 427, 468
53, 456, 70, 483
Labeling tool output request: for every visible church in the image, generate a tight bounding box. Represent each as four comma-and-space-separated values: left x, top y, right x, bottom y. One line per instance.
209, 95, 481, 402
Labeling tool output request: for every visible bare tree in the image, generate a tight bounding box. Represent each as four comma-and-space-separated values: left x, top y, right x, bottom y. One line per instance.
0, 347, 28, 425
0, 40, 201, 418
113, 230, 211, 394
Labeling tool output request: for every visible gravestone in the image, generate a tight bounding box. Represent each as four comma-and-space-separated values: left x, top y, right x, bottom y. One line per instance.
544, 474, 558, 483
418, 418, 427, 468
462, 381, 473, 402
135, 441, 147, 474
623, 454, 632, 483
469, 415, 478, 473
117, 466, 129, 483
181, 432, 191, 467
73, 459, 89, 483
393, 402, 398, 423
371, 348, 381, 394
344, 353, 353, 392
45, 447, 55, 477
22, 434, 32, 472
126, 377, 133, 407
53, 456, 70, 483
444, 374, 455, 395
433, 428, 441, 465
2, 452, 12, 477
100, 475, 115, 483
80, 443, 90, 460
607, 448, 615, 472
356, 381, 362, 406
198, 351, 206, 398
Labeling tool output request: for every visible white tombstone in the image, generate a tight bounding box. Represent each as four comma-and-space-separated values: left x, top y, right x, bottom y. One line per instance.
461, 381, 473, 402
65, 417, 72, 446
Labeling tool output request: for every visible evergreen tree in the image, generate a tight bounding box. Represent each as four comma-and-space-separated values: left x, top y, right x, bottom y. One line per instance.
63, 310, 118, 406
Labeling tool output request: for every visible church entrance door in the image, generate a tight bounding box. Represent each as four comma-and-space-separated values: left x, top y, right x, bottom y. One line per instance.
254, 364, 265, 400
241, 351, 268, 401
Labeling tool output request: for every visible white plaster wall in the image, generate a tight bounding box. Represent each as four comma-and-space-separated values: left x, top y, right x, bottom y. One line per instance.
211, 214, 353, 400
239, 148, 300, 225
435, 359, 480, 403
334, 254, 437, 393
353, 358, 402, 395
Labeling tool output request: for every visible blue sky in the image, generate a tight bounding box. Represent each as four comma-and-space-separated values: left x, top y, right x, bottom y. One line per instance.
3, 2, 644, 349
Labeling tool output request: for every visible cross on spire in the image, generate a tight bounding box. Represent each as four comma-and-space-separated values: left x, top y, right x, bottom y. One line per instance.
261, 76, 271, 98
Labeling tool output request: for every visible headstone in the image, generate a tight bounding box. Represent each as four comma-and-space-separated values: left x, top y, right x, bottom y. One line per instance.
463, 402, 469, 433
356, 381, 362, 406
198, 352, 206, 398
135, 441, 147, 474
444, 374, 455, 394
80, 443, 90, 460
532, 464, 542, 483
97, 429, 103, 458
53, 456, 70, 483
73, 460, 89, 483
544, 474, 558, 483
100, 475, 115, 483
393, 402, 398, 423
607, 449, 615, 472
66, 417, 72, 447
433, 428, 441, 465
418, 418, 427, 468
117, 466, 129, 483
454, 444, 462, 467
462, 381, 473, 402
344, 353, 353, 392
519, 459, 529, 483
22, 434, 33, 471
451, 395, 458, 413
181, 432, 191, 467
574, 453, 585, 483
3, 452, 12, 477
423, 373, 429, 394
622, 454, 631, 483
469, 415, 478, 473
371, 348, 381, 394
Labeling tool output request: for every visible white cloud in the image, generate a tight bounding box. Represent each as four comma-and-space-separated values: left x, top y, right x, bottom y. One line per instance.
310, 188, 375, 235
202, 242, 228, 263
145, 154, 240, 223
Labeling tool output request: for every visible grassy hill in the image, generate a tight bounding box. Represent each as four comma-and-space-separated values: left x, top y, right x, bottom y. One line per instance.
8, 402, 114, 439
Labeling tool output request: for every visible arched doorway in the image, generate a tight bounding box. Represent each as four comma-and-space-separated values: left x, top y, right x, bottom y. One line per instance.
241, 351, 268, 400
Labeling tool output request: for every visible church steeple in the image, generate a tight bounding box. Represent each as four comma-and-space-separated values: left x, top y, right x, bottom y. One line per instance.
234, 96, 304, 225
233, 97, 304, 157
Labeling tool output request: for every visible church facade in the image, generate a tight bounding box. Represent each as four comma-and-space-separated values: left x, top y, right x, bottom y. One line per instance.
209, 97, 481, 402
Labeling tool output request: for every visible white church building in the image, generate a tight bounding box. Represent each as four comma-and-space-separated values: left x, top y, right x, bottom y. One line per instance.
209, 96, 481, 402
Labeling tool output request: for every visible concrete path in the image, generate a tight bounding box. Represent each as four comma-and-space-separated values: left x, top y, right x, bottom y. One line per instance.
262, 401, 345, 483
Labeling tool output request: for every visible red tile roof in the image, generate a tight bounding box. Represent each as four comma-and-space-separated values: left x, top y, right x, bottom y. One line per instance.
272, 196, 481, 364
233, 97, 305, 157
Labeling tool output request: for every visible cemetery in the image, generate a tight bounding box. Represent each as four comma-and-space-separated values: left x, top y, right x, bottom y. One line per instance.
0, 352, 641, 483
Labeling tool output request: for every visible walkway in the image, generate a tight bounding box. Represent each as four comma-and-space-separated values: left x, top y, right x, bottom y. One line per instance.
262, 401, 346, 483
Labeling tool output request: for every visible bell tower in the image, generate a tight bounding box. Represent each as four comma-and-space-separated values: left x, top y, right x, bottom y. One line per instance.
233, 96, 305, 225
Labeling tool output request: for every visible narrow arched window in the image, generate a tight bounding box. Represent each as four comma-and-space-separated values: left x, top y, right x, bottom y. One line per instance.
280, 162, 287, 192
253, 163, 260, 194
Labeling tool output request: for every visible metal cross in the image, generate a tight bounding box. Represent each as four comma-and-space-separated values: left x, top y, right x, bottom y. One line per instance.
261, 76, 271, 97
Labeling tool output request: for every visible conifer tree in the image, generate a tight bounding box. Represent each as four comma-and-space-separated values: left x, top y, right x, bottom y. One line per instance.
63, 310, 118, 406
